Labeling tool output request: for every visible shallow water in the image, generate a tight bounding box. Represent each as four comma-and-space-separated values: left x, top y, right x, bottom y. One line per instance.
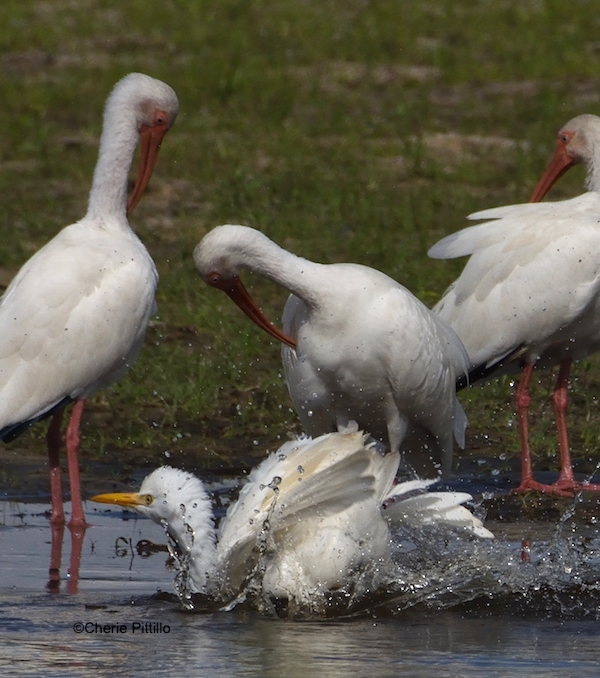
1, 496, 600, 677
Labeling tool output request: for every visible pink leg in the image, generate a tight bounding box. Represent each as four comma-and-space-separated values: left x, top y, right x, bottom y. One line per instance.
65, 400, 87, 528
553, 359, 575, 486
66, 524, 85, 594
47, 410, 66, 525
512, 362, 572, 496
517, 362, 534, 484
552, 359, 600, 493
48, 522, 65, 591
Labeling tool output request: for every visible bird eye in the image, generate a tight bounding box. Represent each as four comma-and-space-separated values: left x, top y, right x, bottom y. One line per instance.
154, 110, 167, 126
558, 131, 574, 146
209, 272, 222, 285
142, 494, 154, 506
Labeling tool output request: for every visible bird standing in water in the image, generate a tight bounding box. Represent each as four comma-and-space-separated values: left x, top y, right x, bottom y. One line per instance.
0, 73, 179, 526
430, 115, 600, 495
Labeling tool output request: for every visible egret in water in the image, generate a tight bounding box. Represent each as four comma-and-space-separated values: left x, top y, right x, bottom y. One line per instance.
92, 426, 493, 615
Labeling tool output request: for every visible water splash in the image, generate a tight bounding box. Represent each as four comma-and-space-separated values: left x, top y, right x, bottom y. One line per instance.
152, 471, 600, 620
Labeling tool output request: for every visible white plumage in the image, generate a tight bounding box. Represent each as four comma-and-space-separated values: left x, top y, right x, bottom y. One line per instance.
193, 224, 469, 478
92, 427, 493, 614
429, 114, 600, 494
430, 192, 600, 370
0, 73, 179, 525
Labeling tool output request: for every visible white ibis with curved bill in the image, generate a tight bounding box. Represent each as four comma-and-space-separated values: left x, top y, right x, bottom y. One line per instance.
429, 114, 600, 495
0, 73, 179, 527
194, 224, 469, 479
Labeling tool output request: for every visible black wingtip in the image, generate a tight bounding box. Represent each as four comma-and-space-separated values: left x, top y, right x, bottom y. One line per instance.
0, 396, 74, 443
455, 346, 527, 392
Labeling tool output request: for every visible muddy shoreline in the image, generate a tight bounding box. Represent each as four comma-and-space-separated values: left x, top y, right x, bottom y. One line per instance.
2, 420, 600, 529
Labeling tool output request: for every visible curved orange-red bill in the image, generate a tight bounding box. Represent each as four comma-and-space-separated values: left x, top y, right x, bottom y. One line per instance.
214, 276, 297, 349
529, 143, 576, 203
126, 123, 168, 215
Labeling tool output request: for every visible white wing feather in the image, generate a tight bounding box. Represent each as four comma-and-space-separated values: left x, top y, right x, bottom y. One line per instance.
0, 220, 156, 427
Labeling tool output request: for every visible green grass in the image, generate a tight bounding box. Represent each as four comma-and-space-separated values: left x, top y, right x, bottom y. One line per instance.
1, 0, 600, 473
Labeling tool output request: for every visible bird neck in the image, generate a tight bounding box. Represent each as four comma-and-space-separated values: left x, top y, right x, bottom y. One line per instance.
86, 102, 139, 223
579, 128, 600, 193
163, 488, 219, 594
585, 160, 600, 193
247, 236, 323, 308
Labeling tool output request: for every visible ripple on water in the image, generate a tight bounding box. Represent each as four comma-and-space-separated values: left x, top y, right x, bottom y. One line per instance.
1, 499, 600, 676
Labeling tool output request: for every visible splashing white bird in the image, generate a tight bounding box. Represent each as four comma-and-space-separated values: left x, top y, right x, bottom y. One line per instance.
193, 224, 470, 479
0, 73, 179, 526
92, 427, 493, 615
429, 114, 600, 495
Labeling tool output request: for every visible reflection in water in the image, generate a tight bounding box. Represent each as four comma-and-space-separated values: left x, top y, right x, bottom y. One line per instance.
47, 522, 85, 594
1, 597, 599, 678
1, 499, 600, 676
2, 497, 600, 620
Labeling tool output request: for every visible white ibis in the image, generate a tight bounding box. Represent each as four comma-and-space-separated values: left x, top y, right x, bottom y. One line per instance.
194, 224, 470, 479
0, 73, 179, 527
92, 427, 492, 614
429, 114, 600, 495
